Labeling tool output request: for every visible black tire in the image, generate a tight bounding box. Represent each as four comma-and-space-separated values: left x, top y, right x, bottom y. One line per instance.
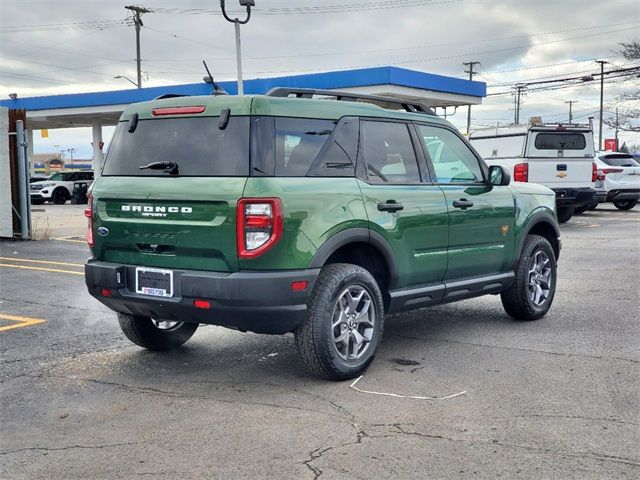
556, 206, 574, 224
501, 234, 557, 321
51, 188, 68, 205
587, 201, 598, 211
294, 263, 384, 380
613, 199, 637, 210
31, 198, 45, 205
117, 313, 198, 351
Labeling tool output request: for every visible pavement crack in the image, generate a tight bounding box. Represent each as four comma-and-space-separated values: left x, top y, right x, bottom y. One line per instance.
391, 334, 640, 364
0, 296, 106, 314
492, 413, 639, 426
387, 424, 640, 467
40, 374, 353, 421
0, 442, 134, 455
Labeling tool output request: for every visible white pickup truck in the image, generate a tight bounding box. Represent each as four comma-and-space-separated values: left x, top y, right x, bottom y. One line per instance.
469, 124, 596, 223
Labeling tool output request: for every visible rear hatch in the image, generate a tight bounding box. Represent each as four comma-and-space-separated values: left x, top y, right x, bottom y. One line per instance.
525, 129, 595, 189
91, 101, 251, 272
599, 154, 640, 187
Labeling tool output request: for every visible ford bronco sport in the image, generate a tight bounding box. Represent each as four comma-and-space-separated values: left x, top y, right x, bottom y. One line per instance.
85, 89, 561, 380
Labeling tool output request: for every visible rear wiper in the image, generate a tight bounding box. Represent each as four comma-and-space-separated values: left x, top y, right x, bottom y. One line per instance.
138, 161, 179, 175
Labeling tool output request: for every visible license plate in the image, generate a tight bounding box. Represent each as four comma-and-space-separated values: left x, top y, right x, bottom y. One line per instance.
135, 267, 173, 297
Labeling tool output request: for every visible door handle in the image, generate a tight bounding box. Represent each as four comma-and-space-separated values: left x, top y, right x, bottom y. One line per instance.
377, 201, 404, 212
452, 199, 474, 209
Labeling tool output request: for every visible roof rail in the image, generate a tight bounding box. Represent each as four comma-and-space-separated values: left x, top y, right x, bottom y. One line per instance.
266, 87, 436, 115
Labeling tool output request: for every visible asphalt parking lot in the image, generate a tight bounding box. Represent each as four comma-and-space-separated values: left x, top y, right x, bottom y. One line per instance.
0, 206, 638, 480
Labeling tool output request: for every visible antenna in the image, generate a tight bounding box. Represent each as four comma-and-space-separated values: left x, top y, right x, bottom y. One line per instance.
202, 60, 228, 96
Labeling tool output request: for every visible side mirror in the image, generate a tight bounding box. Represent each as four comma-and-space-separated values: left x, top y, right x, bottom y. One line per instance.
489, 165, 511, 186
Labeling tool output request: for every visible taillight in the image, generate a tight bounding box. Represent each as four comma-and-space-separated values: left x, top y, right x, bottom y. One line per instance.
514, 163, 528, 182
592, 162, 597, 182
85, 193, 94, 247
601, 168, 623, 174
237, 198, 283, 259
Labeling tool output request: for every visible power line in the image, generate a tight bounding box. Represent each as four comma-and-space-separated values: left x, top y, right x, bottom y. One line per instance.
0, 19, 130, 33
149, 0, 463, 16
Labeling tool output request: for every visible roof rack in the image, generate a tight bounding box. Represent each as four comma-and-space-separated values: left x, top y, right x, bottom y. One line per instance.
266, 87, 436, 116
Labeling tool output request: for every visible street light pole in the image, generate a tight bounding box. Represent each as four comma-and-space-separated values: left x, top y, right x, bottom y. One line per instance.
220, 1, 254, 96
114, 75, 139, 88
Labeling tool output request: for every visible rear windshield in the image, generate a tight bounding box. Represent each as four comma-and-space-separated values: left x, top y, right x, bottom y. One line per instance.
534, 132, 586, 150
600, 155, 639, 167
103, 116, 250, 176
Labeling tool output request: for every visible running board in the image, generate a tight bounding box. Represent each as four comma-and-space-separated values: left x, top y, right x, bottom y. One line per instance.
387, 272, 514, 313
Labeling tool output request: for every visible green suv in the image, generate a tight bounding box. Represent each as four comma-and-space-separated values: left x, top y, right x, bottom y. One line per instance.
85, 88, 561, 380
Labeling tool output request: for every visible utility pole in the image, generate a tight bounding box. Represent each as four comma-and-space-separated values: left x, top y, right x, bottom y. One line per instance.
125, 5, 150, 88
220, 1, 255, 96
564, 100, 578, 123
463, 61, 480, 135
595, 60, 608, 151
514, 84, 526, 124
614, 106, 619, 151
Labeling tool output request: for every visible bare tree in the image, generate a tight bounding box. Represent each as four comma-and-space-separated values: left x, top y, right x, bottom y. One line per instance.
604, 40, 640, 132
619, 40, 640, 61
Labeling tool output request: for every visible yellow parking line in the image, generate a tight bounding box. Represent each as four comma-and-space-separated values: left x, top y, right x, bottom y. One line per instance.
0, 263, 84, 276
0, 256, 84, 267
0, 313, 46, 332
52, 237, 87, 244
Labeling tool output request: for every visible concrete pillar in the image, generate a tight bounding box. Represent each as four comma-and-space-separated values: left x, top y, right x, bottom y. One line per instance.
27, 127, 34, 176
92, 121, 104, 176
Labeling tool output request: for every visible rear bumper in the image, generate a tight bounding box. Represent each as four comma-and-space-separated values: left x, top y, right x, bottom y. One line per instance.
553, 187, 595, 208
606, 189, 640, 202
85, 260, 320, 334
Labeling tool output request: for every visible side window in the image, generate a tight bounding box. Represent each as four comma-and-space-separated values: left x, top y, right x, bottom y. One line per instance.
417, 125, 484, 184
361, 121, 421, 184
275, 118, 335, 176
308, 117, 358, 177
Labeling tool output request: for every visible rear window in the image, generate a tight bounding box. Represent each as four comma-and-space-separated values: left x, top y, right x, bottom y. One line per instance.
103, 116, 250, 176
600, 155, 639, 167
534, 133, 586, 150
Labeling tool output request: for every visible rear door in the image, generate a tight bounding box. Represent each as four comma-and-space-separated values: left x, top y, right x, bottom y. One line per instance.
356, 119, 448, 288
526, 129, 594, 189
416, 123, 515, 280
92, 114, 250, 272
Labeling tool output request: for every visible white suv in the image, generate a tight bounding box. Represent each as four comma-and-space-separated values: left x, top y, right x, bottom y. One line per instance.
592, 153, 640, 211
469, 124, 596, 223
30, 171, 94, 205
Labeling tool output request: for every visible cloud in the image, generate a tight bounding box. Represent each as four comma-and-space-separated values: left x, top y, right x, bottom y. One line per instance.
1, 0, 639, 151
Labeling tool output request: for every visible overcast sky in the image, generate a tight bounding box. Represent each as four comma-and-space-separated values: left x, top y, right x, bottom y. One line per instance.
1, 0, 639, 158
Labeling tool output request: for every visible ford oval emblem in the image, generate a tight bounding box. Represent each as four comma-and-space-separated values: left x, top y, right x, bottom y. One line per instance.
97, 226, 109, 236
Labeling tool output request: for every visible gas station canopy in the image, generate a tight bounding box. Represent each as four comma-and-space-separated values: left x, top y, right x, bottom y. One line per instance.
0, 66, 486, 130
